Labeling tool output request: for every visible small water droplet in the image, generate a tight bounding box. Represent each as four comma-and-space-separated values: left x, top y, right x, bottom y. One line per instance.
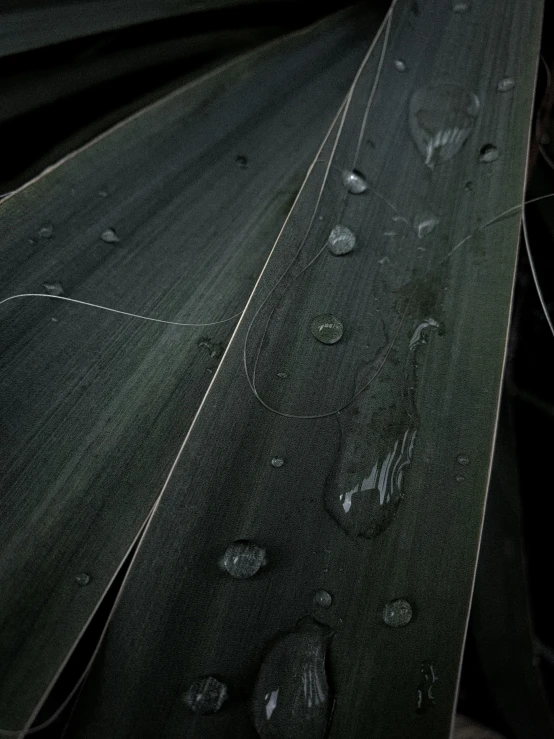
98, 190, 109, 198
394, 59, 407, 72
42, 281, 64, 296
457, 454, 470, 466
465, 180, 473, 191
101, 228, 120, 243
416, 661, 438, 713
75, 572, 91, 586
409, 84, 479, 168
414, 216, 439, 239
342, 170, 368, 194
197, 336, 224, 360
452, 0, 470, 11
327, 225, 356, 256
378, 256, 390, 265
271, 457, 285, 468
39, 224, 54, 239
479, 144, 499, 163
382, 598, 413, 627
314, 590, 332, 608
235, 154, 248, 169
252, 618, 332, 739
497, 77, 515, 93
219, 540, 267, 579
455, 474, 465, 483
310, 314, 343, 345
276, 372, 288, 379
183, 676, 228, 714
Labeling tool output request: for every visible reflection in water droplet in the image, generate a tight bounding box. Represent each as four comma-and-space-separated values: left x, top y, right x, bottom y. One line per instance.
252, 618, 332, 739
455, 474, 465, 483
39, 224, 54, 239
183, 676, 228, 714
75, 572, 91, 586
409, 84, 479, 168
219, 540, 267, 579
342, 170, 368, 194
101, 228, 120, 243
43, 281, 64, 296
383, 598, 413, 627
416, 661, 438, 714
271, 457, 285, 468
479, 144, 500, 163
452, 0, 470, 10
414, 216, 439, 239
326, 319, 439, 539
314, 590, 332, 609
457, 455, 470, 466
497, 77, 515, 93
394, 59, 407, 72
327, 225, 356, 256
311, 315, 344, 345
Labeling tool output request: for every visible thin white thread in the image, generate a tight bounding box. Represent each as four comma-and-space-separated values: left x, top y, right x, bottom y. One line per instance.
0, 294, 243, 328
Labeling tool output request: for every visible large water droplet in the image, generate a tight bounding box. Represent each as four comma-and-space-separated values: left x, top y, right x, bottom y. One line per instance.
409, 84, 479, 168
394, 59, 407, 72
327, 427, 417, 539
497, 77, 515, 93
252, 618, 332, 739
101, 228, 120, 243
382, 598, 413, 627
183, 676, 228, 714
416, 661, 438, 714
327, 225, 356, 256
479, 144, 499, 163
38, 224, 54, 239
452, 0, 470, 10
314, 590, 332, 609
310, 315, 343, 345
43, 281, 64, 296
75, 572, 91, 586
455, 474, 465, 483
457, 454, 470, 466
219, 540, 267, 579
271, 457, 285, 468
342, 170, 368, 194
409, 318, 440, 350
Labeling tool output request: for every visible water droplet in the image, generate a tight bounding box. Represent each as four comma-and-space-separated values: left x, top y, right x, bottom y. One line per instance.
98, 190, 109, 198
383, 598, 413, 627
314, 590, 332, 608
416, 661, 438, 714
394, 59, 407, 72
326, 318, 438, 539
219, 540, 267, 579
271, 457, 285, 468
452, 0, 470, 10
465, 180, 473, 191
541, 133, 550, 146
235, 154, 248, 169
183, 676, 228, 714
457, 454, 470, 466
310, 315, 343, 345
342, 170, 368, 194
75, 572, 91, 586
455, 474, 465, 483
252, 618, 332, 739
414, 216, 439, 239
479, 144, 499, 163
497, 77, 515, 93
42, 281, 64, 296
101, 228, 120, 243
39, 224, 54, 239
277, 372, 288, 379
327, 225, 356, 256
409, 84, 479, 168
